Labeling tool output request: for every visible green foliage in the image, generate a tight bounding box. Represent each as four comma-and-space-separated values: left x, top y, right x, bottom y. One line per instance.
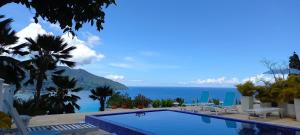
121, 93, 133, 108
161, 99, 174, 107
107, 92, 123, 108
22, 34, 76, 102
281, 75, 300, 100
134, 94, 151, 108
14, 98, 47, 116
212, 99, 220, 105
175, 97, 184, 106
0, 0, 115, 35
44, 75, 82, 114
289, 52, 300, 70
152, 100, 161, 108
0, 15, 26, 91
236, 81, 256, 96
89, 85, 113, 111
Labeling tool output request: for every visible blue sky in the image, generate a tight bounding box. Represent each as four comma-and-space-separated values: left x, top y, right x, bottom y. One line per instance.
1, 0, 300, 87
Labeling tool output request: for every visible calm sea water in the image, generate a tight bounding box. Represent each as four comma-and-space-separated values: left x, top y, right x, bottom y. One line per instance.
77, 87, 240, 113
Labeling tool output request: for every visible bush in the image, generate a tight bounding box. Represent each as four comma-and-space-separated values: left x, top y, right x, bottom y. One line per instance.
107, 92, 123, 108
175, 97, 184, 106
14, 98, 48, 116
236, 81, 256, 96
121, 93, 133, 108
212, 99, 220, 105
134, 94, 151, 108
152, 100, 161, 108
161, 99, 174, 107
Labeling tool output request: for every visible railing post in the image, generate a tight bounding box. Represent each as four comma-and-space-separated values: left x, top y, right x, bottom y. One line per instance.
0, 78, 4, 112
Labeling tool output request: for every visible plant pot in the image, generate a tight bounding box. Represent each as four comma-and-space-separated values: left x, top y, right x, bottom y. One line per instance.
111, 105, 118, 109
121, 104, 128, 109
260, 102, 271, 108
137, 105, 144, 109
241, 96, 254, 112
287, 103, 295, 118
294, 99, 300, 121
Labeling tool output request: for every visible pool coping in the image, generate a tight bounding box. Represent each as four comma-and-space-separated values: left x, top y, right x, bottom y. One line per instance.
85, 109, 300, 134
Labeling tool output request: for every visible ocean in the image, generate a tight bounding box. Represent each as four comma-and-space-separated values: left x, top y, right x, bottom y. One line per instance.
76, 87, 240, 113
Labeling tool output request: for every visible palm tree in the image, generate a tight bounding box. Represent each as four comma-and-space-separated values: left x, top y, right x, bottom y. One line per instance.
21, 34, 76, 102
45, 75, 82, 114
89, 86, 113, 111
0, 15, 27, 91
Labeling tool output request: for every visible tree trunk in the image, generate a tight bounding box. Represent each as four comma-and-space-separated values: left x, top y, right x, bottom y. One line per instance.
34, 74, 43, 105
100, 97, 105, 111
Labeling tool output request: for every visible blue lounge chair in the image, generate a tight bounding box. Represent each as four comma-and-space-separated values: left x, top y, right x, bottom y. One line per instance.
210, 92, 238, 115
194, 91, 212, 112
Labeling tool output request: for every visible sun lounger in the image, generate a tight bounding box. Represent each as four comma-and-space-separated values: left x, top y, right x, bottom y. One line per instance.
4, 100, 99, 135
194, 91, 213, 112
208, 92, 238, 115
245, 107, 282, 119
28, 123, 98, 135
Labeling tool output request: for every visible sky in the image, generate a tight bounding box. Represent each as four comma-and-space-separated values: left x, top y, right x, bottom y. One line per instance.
1, 0, 300, 87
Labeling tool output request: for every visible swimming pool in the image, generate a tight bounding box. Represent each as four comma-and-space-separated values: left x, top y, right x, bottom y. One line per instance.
85, 110, 300, 135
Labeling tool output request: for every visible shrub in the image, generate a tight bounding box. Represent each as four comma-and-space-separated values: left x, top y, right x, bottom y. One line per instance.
0, 111, 12, 128
212, 99, 220, 105
121, 93, 133, 108
175, 97, 184, 106
152, 100, 161, 108
107, 92, 123, 108
236, 81, 256, 96
134, 94, 151, 108
161, 99, 174, 107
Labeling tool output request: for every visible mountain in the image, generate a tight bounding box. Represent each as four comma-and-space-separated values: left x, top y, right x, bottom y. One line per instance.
20, 66, 128, 91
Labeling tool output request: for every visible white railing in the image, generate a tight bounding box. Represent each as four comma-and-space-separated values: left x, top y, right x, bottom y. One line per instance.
0, 78, 14, 113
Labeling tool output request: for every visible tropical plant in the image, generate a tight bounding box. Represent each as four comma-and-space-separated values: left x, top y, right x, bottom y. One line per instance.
0, 112, 11, 129
21, 34, 76, 102
281, 75, 300, 100
134, 94, 151, 109
89, 85, 113, 111
255, 85, 273, 103
0, 15, 27, 91
152, 100, 161, 108
120, 93, 132, 108
44, 75, 82, 114
107, 92, 123, 108
161, 99, 173, 107
14, 98, 48, 116
236, 81, 256, 96
212, 99, 220, 105
175, 97, 184, 106
0, 0, 115, 35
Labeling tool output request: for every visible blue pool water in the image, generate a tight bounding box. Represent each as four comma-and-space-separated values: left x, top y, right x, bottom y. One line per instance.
77, 87, 240, 112
87, 110, 300, 135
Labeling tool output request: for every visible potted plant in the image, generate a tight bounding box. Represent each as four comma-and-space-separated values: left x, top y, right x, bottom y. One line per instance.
285, 75, 300, 121
236, 81, 255, 111
0, 111, 12, 134
134, 94, 151, 109
107, 92, 122, 109
121, 93, 132, 109
255, 85, 273, 108
279, 87, 295, 118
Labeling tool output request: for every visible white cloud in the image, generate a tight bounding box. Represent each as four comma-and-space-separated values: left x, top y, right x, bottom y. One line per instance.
16, 22, 104, 65
109, 63, 132, 68
241, 74, 274, 84
61, 34, 105, 65
86, 33, 101, 47
105, 74, 125, 82
191, 77, 239, 86
124, 56, 135, 61
16, 23, 50, 44
179, 74, 276, 87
